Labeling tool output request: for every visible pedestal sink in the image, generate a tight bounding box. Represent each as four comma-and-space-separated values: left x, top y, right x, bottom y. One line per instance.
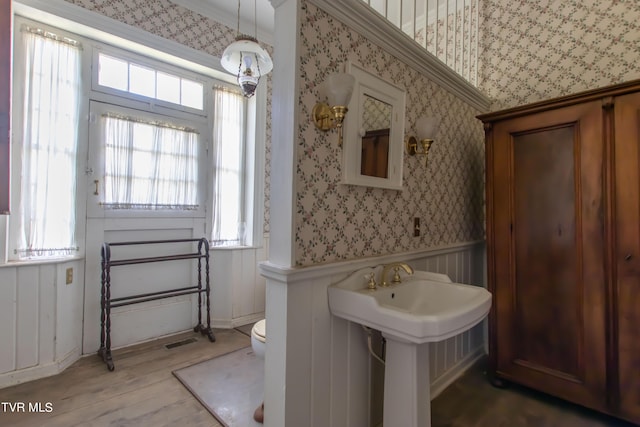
328, 266, 491, 427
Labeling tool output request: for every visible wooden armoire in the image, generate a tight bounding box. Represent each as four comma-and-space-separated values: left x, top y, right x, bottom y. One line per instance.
478, 80, 640, 425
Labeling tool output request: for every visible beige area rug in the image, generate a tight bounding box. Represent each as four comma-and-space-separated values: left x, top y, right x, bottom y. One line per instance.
173, 346, 264, 427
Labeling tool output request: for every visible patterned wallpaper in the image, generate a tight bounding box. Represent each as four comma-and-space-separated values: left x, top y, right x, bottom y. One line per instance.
479, 0, 640, 110
62, 0, 637, 267
362, 97, 392, 131
295, 1, 485, 266
63, 0, 274, 233
66, 0, 233, 56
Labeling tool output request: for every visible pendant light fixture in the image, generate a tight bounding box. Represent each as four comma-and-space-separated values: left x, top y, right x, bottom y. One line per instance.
221, 0, 273, 98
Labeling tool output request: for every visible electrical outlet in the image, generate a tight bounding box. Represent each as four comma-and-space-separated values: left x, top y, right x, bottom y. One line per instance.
413, 217, 421, 237
66, 267, 73, 285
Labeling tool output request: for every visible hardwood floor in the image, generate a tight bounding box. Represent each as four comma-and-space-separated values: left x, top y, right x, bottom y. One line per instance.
1, 327, 635, 427
0, 328, 250, 427
431, 360, 636, 427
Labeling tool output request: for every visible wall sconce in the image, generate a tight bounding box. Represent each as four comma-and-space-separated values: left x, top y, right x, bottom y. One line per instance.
406, 116, 439, 166
312, 73, 356, 147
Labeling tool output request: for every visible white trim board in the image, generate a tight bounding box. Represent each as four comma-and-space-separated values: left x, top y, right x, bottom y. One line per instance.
260, 240, 486, 283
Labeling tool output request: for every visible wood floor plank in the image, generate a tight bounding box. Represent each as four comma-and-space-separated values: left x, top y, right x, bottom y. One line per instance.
0, 329, 248, 427
40, 379, 214, 427
430, 361, 634, 427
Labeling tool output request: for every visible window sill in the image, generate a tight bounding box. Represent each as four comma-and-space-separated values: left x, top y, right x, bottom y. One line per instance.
209, 244, 262, 251
0, 255, 85, 268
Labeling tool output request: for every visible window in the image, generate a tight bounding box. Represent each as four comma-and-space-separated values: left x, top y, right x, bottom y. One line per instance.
211, 86, 247, 246
102, 113, 200, 210
9, 26, 81, 260
97, 52, 204, 110
89, 52, 259, 248
88, 50, 210, 218
6, 16, 265, 264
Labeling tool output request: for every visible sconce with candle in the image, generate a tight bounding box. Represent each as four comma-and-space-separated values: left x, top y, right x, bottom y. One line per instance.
405, 116, 439, 167
312, 73, 356, 147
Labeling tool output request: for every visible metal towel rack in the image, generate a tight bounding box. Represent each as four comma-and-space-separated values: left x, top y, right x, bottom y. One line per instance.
98, 237, 214, 371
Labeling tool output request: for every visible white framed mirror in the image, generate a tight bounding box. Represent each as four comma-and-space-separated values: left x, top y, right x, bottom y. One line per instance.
342, 61, 406, 190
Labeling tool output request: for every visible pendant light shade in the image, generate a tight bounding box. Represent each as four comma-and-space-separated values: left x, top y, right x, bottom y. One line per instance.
221, 35, 273, 98
221, 0, 273, 98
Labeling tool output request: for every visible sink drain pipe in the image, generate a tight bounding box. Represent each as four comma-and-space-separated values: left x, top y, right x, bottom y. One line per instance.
362, 325, 385, 366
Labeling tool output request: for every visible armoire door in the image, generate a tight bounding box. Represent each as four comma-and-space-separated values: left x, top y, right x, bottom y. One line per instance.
488, 100, 607, 411
612, 91, 640, 424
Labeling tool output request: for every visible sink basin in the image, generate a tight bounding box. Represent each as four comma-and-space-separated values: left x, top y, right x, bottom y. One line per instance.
328, 267, 491, 344
328, 266, 491, 427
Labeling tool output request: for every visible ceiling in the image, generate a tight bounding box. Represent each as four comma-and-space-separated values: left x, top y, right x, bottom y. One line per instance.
170, 0, 275, 44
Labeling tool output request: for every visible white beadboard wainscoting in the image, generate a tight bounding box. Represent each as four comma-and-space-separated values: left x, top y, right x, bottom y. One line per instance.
210, 235, 268, 329
0, 260, 84, 389
0, 231, 268, 389
260, 241, 487, 427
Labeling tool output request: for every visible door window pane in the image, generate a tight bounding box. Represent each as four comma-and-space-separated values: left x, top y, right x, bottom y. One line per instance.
103, 114, 199, 210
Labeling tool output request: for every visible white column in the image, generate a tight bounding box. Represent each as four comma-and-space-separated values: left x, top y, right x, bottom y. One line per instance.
267, 0, 299, 267
263, 0, 301, 425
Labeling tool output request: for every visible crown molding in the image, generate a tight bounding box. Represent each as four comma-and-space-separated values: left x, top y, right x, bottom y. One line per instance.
307, 0, 490, 112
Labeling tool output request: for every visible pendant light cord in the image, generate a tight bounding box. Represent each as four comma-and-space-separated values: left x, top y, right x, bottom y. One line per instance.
254, 0, 261, 79
236, 0, 241, 35
236, 0, 259, 39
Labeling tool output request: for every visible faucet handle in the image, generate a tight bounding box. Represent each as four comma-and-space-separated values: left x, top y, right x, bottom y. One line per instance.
365, 273, 377, 290
392, 266, 403, 283
380, 262, 414, 287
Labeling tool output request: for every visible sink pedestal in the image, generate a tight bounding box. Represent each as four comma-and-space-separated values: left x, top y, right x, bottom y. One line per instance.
383, 334, 431, 427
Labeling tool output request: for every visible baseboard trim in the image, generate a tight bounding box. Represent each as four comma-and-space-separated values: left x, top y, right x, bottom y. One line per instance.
212, 312, 265, 329
0, 347, 80, 389
430, 346, 486, 400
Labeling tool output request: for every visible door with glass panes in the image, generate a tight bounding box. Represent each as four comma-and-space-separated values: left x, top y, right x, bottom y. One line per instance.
83, 97, 209, 354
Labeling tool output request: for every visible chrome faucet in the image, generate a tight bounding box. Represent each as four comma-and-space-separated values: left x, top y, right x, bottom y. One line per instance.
380, 262, 414, 287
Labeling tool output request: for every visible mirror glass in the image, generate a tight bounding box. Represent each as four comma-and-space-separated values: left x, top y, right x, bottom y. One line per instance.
360, 96, 392, 178
342, 62, 405, 190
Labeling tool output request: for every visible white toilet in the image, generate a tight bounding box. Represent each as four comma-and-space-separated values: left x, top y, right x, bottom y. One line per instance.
251, 319, 266, 423
251, 318, 266, 359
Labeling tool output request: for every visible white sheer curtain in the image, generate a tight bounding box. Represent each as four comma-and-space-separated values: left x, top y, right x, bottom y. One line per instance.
13, 28, 81, 259
211, 86, 246, 246
102, 114, 199, 209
